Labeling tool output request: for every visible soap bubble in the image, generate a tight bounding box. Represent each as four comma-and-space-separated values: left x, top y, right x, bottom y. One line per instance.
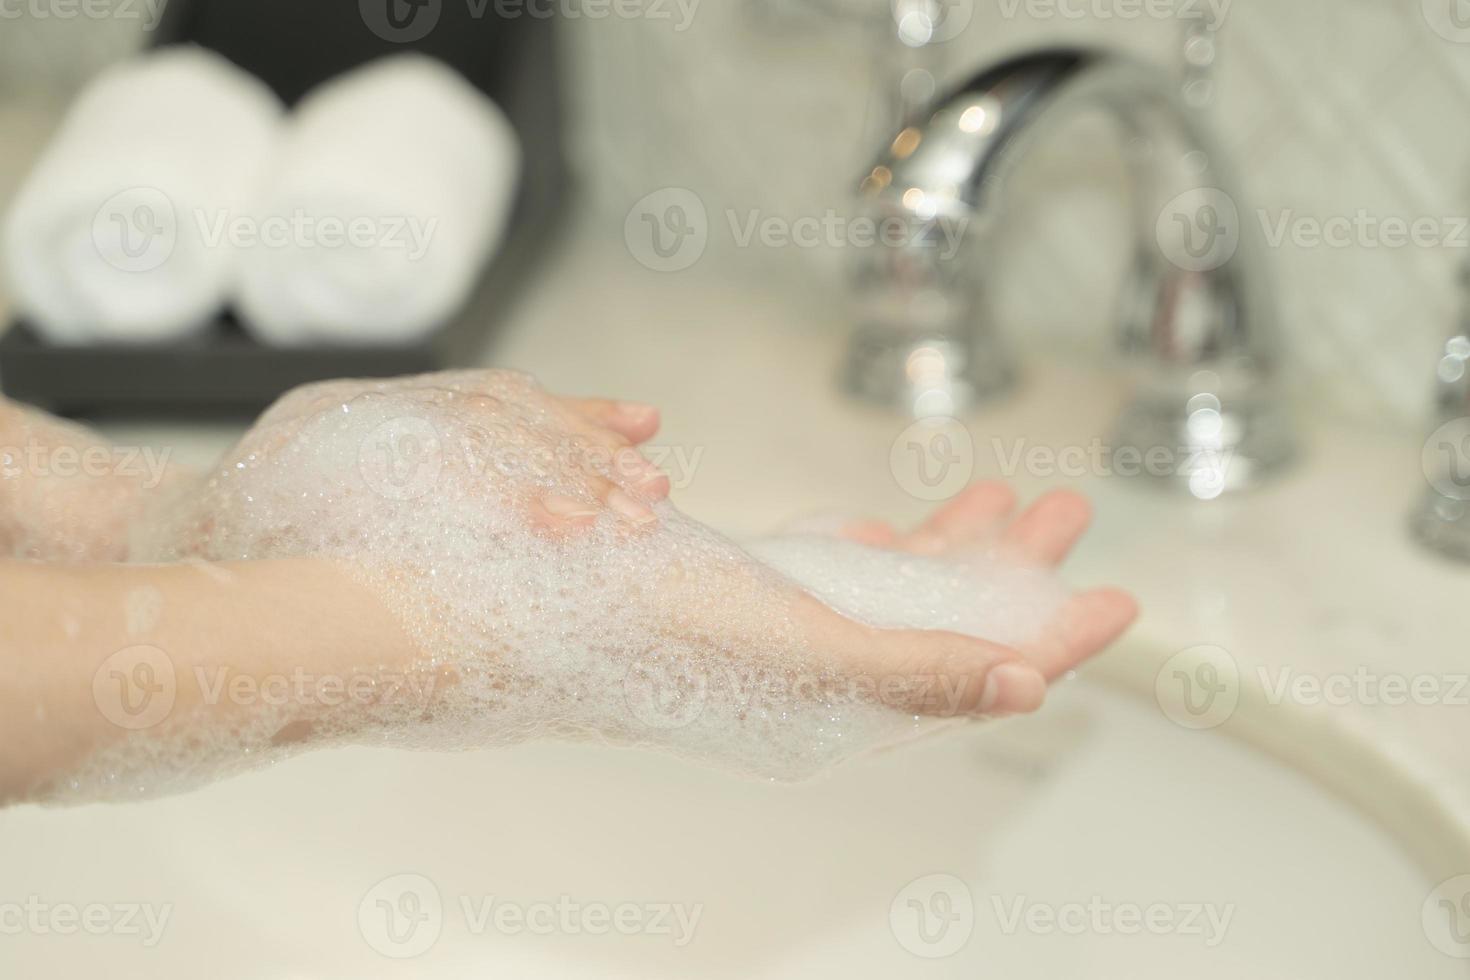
50, 371, 1072, 802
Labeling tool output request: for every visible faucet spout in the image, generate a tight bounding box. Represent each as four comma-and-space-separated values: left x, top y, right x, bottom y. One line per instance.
845, 46, 1295, 495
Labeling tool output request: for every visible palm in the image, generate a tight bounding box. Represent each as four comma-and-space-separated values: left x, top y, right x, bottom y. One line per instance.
828, 482, 1138, 698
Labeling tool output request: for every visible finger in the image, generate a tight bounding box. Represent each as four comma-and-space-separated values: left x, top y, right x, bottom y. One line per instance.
560, 425, 668, 501
562, 397, 661, 444
606, 486, 658, 526
611, 446, 671, 501
1024, 587, 1139, 681
998, 489, 1092, 566
837, 519, 899, 548
852, 625, 1047, 717
920, 481, 1017, 538
903, 481, 1017, 553
530, 475, 659, 534
528, 492, 601, 534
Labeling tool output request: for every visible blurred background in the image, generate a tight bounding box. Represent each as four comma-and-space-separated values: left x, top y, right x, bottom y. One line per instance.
0, 1, 1466, 425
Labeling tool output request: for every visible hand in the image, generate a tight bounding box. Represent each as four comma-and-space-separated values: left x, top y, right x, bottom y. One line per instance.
149, 370, 674, 558
128, 372, 1138, 787
796, 482, 1138, 716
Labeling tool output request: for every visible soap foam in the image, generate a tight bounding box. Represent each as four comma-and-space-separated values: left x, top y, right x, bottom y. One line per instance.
38, 371, 1069, 803
747, 535, 1069, 648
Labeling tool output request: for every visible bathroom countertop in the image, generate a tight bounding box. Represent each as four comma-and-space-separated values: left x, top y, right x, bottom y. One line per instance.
93, 224, 1470, 821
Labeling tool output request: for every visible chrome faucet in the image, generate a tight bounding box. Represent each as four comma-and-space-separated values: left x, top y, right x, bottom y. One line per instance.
1411, 272, 1470, 560
844, 46, 1296, 495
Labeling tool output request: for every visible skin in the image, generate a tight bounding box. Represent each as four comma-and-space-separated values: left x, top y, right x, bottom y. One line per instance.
0, 399, 185, 561
0, 556, 409, 804
828, 482, 1138, 710
0, 384, 1136, 804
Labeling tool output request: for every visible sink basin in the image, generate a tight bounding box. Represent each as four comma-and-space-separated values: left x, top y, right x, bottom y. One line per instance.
2, 642, 1466, 978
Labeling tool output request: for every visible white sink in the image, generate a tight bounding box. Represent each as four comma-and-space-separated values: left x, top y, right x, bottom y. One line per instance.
3, 644, 1466, 978
20, 235, 1470, 977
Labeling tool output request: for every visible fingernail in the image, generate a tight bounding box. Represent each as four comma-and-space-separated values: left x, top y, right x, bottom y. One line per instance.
608, 488, 657, 525
977, 663, 1046, 715
615, 401, 657, 421
636, 465, 669, 487
542, 494, 599, 520
906, 531, 946, 556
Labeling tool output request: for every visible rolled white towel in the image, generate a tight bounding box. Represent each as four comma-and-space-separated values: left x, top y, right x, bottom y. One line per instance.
236, 55, 522, 347
2, 46, 283, 345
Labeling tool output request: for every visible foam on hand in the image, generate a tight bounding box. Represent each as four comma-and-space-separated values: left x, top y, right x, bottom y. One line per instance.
747, 535, 1069, 648
41, 372, 1069, 802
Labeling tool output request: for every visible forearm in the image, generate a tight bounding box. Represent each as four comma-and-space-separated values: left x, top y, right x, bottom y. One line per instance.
0, 396, 182, 561
0, 557, 414, 805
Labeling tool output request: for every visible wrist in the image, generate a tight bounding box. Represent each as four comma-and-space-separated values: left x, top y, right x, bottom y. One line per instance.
0, 557, 422, 802
169, 558, 426, 735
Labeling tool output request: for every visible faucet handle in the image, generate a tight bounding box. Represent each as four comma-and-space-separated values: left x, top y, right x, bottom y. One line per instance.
1409, 269, 1470, 560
